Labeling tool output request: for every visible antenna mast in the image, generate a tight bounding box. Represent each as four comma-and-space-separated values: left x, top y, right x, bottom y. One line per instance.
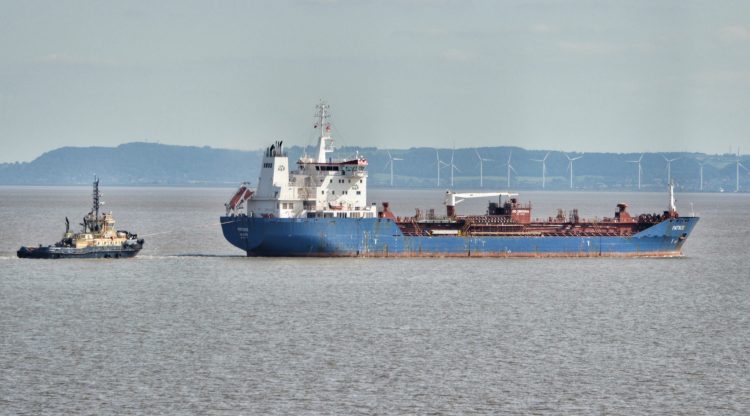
315, 101, 333, 163
92, 175, 101, 219
668, 180, 677, 214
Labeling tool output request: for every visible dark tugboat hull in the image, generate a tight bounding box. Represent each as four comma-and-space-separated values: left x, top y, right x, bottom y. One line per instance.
17, 242, 144, 259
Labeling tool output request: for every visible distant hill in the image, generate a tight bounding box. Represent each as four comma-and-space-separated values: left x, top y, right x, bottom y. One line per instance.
1, 142, 748, 191
0, 142, 262, 186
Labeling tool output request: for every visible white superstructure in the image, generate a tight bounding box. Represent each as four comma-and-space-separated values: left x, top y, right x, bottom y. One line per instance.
226, 102, 376, 219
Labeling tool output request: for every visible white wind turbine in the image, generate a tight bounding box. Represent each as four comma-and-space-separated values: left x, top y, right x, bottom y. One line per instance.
565, 153, 583, 189
504, 151, 517, 189
475, 149, 492, 188
449, 149, 461, 188
627, 154, 644, 190
531, 152, 550, 189
735, 150, 748, 192
696, 158, 707, 192
663, 155, 680, 184
384, 151, 403, 187
435, 150, 449, 187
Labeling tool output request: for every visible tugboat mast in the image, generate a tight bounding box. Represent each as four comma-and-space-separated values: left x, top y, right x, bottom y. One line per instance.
92, 175, 101, 219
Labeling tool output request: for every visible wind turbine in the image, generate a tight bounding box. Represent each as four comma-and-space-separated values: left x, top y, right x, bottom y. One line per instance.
435, 150, 449, 187
626, 154, 644, 190
475, 149, 492, 188
735, 150, 748, 192
565, 153, 583, 189
448, 149, 462, 188
504, 151, 516, 189
663, 155, 680, 184
384, 151, 403, 187
531, 152, 550, 189
696, 158, 706, 192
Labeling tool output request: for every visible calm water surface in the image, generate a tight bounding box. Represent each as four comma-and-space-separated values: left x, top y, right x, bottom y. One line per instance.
1, 187, 749, 414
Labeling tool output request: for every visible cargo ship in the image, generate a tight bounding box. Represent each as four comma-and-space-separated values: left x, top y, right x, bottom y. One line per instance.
220, 102, 699, 257
17, 177, 144, 259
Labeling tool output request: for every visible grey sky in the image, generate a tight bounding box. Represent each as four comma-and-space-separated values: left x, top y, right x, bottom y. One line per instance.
1, 0, 749, 162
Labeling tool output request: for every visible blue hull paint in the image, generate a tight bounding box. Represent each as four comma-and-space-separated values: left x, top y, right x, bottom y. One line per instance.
220, 216, 699, 257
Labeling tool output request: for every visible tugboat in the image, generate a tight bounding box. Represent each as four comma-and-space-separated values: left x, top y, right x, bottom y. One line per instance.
17, 177, 144, 259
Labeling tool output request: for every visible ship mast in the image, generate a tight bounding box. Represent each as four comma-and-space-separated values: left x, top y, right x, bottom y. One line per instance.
668, 180, 677, 216
315, 101, 333, 163
93, 175, 101, 219
86, 175, 103, 232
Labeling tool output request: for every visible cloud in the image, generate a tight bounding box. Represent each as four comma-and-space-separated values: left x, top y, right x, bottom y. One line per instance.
297, 0, 340, 5
439, 49, 475, 62
529, 23, 556, 34
689, 70, 750, 86
557, 40, 656, 57
558, 41, 616, 55
35, 53, 115, 67
719, 25, 750, 41
392, 27, 492, 40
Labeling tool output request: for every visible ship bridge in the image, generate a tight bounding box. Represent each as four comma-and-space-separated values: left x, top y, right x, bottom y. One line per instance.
225, 101, 376, 219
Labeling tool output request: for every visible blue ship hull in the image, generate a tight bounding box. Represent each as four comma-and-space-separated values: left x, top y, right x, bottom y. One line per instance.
220, 216, 699, 257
